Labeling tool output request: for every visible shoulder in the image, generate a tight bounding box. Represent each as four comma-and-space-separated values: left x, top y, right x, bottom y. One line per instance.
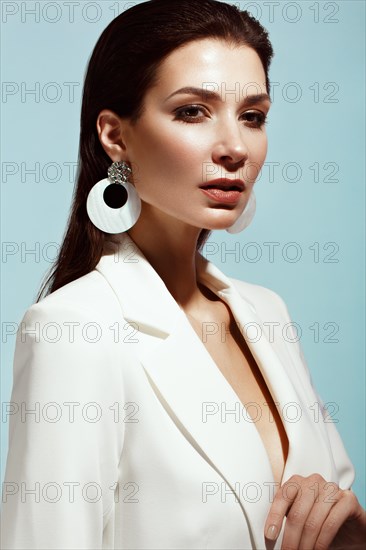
25, 269, 121, 325
16, 269, 126, 367
228, 276, 291, 322
14, 270, 131, 386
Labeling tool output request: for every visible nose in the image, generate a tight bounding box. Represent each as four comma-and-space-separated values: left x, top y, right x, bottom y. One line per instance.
211, 118, 249, 171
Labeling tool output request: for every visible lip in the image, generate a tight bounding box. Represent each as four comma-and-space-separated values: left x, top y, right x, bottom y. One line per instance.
199, 178, 245, 204
199, 188, 242, 204
199, 178, 245, 191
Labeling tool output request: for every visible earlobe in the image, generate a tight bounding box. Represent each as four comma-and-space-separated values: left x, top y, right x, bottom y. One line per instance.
96, 109, 128, 161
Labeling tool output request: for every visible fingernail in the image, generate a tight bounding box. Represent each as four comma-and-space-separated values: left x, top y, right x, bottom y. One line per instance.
266, 524, 278, 540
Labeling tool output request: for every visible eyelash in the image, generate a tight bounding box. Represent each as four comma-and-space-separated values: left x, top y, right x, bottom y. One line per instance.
172, 105, 268, 129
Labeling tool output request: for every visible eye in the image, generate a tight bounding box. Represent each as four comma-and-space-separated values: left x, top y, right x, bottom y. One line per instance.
241, 111, 268, 129
172, 104, 207, 123
172, 105, 268, 128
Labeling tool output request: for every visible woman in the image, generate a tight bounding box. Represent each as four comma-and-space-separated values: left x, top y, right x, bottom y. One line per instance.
2, 0, 365, 548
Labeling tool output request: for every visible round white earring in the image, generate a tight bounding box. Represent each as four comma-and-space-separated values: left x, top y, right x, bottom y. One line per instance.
225, 191, 256, 234
86, 161, 141, 233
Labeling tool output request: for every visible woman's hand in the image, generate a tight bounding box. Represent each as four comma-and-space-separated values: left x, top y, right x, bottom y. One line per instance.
264, 474, 366, 549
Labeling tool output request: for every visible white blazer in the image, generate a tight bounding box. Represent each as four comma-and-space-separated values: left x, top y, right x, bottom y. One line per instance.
2, 232, 355, 550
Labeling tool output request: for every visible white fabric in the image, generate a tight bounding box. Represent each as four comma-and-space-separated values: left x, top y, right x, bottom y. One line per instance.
1, 232, 355, 549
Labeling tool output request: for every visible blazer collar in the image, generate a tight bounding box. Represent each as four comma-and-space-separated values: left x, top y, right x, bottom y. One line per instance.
95, 231, 260, 337
95, 232, 334, 548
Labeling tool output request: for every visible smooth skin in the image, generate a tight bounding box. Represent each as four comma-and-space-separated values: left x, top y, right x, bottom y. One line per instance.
264, 474, 366, 549
96, 38, 366, 549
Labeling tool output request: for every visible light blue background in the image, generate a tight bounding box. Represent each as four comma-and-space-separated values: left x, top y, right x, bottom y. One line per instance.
1, 0, 365, 509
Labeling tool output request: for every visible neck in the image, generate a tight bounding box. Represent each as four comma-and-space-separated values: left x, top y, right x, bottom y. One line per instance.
126, 204, 208, 309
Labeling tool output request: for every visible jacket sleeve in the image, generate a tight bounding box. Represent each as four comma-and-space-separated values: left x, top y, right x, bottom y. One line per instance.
268, 288, 355, 491
1, 300, 125, 549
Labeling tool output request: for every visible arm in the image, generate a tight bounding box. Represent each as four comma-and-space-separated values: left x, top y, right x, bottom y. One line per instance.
270, 289, 355, 490
1, 300, 125, 549
263, 290, 365, 549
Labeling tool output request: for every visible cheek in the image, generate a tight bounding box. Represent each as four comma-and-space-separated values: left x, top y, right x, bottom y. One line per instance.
245, 135, 268, 184
134, 125, 206, 180
129, 119, 268, 189
127, 129, 204, 205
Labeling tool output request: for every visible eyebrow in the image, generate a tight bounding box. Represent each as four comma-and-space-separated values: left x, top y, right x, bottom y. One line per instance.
164, 86, 272, 106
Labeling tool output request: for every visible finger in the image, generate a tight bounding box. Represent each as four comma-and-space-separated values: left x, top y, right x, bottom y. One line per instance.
315, 490, 362, 550
280, 479, 331, 550
298, 482, 341, 550
264, 477, 303, 542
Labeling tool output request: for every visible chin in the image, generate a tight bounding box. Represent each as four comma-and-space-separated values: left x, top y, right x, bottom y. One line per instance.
204, 213, 240, 230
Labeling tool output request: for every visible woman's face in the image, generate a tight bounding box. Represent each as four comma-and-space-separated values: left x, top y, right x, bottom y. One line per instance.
122, 38, 271, 232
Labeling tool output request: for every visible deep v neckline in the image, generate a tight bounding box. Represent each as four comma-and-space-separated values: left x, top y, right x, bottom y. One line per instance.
180, 283, 290, 487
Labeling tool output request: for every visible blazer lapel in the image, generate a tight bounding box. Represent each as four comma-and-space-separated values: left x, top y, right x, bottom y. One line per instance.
96, 233, 333, 548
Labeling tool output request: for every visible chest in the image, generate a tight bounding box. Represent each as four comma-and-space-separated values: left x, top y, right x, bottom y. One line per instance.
185, 302, 289, 486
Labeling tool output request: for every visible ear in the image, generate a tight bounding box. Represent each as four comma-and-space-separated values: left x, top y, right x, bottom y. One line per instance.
96, 109, 129, 162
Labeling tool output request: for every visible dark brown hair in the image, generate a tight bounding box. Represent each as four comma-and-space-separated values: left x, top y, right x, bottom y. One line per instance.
36, 0, 274, 302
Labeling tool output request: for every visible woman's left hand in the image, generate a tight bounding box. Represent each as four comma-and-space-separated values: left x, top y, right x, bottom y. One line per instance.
264, 473, 366, 549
